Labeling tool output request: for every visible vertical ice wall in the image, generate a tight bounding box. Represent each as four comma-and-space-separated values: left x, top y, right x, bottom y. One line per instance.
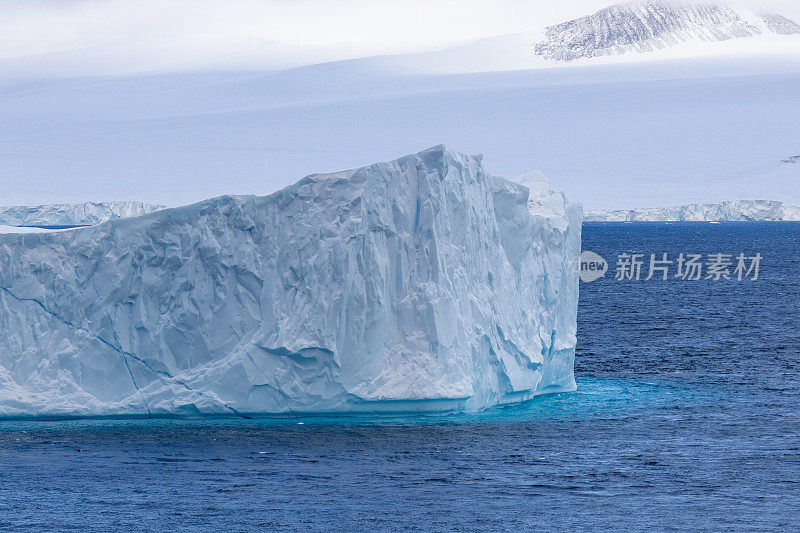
0, 146, 581, 417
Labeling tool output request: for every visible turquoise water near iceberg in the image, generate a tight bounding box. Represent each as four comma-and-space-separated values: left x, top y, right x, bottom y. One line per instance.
1, 222, 799, 530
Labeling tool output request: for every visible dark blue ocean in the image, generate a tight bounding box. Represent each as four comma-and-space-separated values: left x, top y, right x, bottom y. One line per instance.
1, 222, 799, 531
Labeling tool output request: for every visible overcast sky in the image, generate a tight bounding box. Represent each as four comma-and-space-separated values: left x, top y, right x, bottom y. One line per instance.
1, 0, 799, 77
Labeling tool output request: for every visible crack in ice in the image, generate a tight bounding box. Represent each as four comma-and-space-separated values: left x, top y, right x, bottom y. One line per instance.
0, 284, 248, 418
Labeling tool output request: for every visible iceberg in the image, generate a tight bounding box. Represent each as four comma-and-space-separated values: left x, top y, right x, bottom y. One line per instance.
0, 201, 165, 228
0, 146, 581, 418
585, 200, 800, 222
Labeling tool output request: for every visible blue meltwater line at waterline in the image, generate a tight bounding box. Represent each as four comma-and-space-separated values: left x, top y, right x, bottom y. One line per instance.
0, 222, 798, 531
0, 376, 720, 429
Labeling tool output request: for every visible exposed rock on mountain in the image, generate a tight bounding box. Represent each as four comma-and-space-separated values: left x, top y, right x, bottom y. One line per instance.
534, 1, 800, 61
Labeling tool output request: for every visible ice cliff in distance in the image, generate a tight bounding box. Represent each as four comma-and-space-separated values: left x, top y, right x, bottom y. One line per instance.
0, 201, 164, 228
585, 200, 800, 221
534, 0, 800, 61
0, 146, 581, 418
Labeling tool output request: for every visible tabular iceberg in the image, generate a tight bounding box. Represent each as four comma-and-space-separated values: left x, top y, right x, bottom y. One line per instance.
585, 200, 800, 222
0, 146, 581, 418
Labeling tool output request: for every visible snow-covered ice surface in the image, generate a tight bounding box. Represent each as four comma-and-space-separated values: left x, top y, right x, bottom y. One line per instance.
0, 202, 164, 228
3, 56, 800, 211
0, 146, 581, 418
0, 226, 61, 235
585, 200, 800, 221
2, 2, 800, 211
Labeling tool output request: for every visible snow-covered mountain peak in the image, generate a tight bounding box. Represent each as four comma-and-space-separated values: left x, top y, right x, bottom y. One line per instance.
534, 1, 800, 61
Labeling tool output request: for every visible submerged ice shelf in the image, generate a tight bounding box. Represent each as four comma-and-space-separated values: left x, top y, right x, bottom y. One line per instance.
0, 147, 581, 418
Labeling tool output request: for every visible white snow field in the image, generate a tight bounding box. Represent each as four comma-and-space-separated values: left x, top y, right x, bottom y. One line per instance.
585, 200, 800, 221
0, 146, 581, 417
2, 55, 799, 211
1, 2, 800, 210
0, 226, 59, 235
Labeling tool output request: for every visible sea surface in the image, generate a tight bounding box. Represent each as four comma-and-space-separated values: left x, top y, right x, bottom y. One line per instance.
1, 222, 798, 531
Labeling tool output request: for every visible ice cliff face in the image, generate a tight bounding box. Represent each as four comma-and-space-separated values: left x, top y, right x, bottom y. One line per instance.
585, 200, 800, 221
0, 147, 581, 418
534, 1, 800, 61
783, 206, 800, 221
0, 201, 165, 228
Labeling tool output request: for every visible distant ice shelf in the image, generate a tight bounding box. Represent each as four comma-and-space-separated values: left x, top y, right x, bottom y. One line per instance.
585, 200, 800, 222
0, 201, 165, 229
0, 146, 581, 418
